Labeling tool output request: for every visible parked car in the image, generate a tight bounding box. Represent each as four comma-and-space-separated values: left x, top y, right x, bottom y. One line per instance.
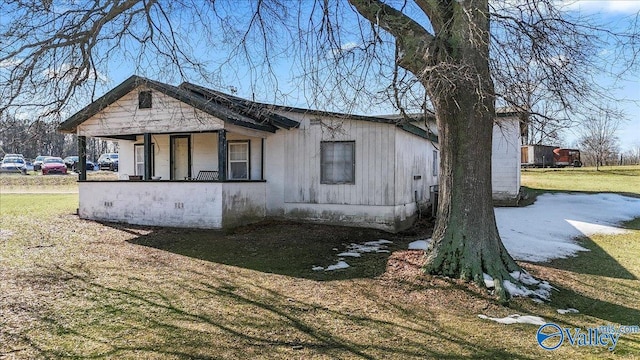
97, 153, 119, 171
33, 155, 48, 171
41, 157, 68, 175
0, 156, 27, 174
63, 156, 95, 172
3, 153, 24, 159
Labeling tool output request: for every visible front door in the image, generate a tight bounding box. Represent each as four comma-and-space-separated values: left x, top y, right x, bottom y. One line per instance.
171, 135, 191, 180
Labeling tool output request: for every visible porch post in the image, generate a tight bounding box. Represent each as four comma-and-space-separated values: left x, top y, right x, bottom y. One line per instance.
144, 133, 152, 180
78, 135, 87, 181
261, 138, 265, 180
218, 130, 227, 181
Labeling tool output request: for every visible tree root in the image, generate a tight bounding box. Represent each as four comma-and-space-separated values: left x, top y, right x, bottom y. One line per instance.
424, 246, 552, 304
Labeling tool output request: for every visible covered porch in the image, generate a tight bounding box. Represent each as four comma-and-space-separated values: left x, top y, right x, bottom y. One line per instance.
73, 120, 271, 228
57, 76, 299, 229
85, 129, 267, 182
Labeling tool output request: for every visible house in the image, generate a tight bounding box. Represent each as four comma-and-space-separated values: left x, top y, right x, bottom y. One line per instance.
59, 76, 521, 232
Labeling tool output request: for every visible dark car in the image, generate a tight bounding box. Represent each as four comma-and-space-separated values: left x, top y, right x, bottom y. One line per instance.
41, 157, 68, 175
97, 153, 119, 171
63, 156, 95, 172
33, 155, 48, 171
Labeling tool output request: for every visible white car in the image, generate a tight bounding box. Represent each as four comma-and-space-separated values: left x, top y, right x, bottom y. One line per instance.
0, 157, 27, 174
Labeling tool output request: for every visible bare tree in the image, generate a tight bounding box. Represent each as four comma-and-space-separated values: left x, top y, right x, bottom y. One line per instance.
627, 142, 640, 165
579, 110, 624, 170
489, 2, 637, 147
1, 0, 638, 301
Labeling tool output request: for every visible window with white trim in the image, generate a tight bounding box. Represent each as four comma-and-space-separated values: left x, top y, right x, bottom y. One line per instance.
321, 141, 355, 184
228, 141, 249, 180
134, 143, 154, 176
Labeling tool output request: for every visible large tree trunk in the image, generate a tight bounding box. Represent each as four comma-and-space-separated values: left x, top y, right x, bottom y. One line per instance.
348, 0, 524, 301
419, 2, 521, 302
424, 78, 520, 302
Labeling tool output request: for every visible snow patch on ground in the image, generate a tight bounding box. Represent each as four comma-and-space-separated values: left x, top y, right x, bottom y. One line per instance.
565, 220, 629, 236
408, 239, 430, 250
348, 240, 392, 254
312, 239, 392, 271
406, 194, 640, 263
478, 314, 546, 326
495, 193, 640, 262
364, 240, 393, 246
336, 252, 361, 257
503, 280, 551, 301
401, 194, 639, 301
324, 261, 350, 271
557, 308, 579, 314
0, 229, 13, 241
483, 273, 495, 288
313, 261, 351, 271
482, 271, 552, 301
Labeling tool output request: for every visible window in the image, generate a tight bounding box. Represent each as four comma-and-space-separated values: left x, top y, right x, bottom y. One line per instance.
139, 91, 152, 109
228, 141, 249, 180
134, 144, 154, 176
321, 141, 355, 184
432, 150, 438, 176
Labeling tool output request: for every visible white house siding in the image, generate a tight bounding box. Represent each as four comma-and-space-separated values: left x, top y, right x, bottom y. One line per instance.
76, 86, 225, 137
491, 117, 521, 202
117, 135, 173, 180
191, 133, 218, 177
262, 112, 436, 231
78, 181, 224, 228
281, 203, 405, 231
221, 182, 267, 228
279, 116, 396, 206
263, 131, 287, 217
393, 128, 438, 206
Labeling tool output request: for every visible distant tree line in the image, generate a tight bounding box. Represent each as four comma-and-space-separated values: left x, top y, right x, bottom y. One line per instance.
583, 145, 640, 167
0, 114, 116, 161
576, 110, 638, 169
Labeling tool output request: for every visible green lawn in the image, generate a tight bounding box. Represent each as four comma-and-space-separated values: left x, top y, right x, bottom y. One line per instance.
521, 165, 640, 197
0, 171, 117, 193
0, 168, 639, 358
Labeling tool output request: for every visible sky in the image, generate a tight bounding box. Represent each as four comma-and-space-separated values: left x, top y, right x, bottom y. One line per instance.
558, 1, 640, 150
99, 1, 640, 150
1, 0, 638, 150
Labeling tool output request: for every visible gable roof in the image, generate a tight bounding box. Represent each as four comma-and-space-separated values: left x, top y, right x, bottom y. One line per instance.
58, 75, 299, 134
60, 75, 481, 143
181, 83, 441, 141
180, 82, 300, 129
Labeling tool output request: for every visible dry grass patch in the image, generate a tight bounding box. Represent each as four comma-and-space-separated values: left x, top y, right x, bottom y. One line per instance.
2, 163, 639, 359
1, 193, 639, 358
0, 171, 117, 193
